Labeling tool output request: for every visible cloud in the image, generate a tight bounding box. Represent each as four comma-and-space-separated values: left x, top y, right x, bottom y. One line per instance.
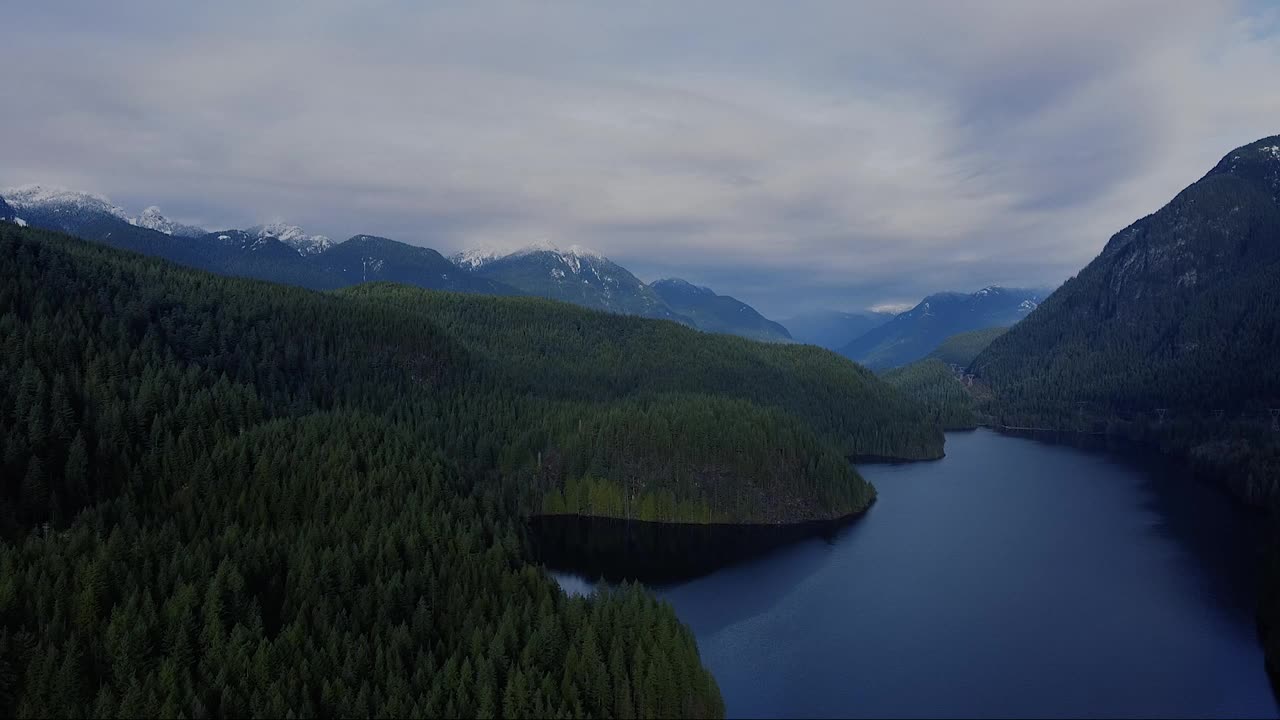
1, 1, 1278, 316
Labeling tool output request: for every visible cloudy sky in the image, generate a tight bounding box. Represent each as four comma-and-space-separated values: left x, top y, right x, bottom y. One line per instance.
3, 1, 1278, 316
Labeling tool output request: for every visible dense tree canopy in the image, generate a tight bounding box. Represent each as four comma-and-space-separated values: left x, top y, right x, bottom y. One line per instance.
0, 223, 942, 716
926, 327, 1007, 369
882, 360, 976, 431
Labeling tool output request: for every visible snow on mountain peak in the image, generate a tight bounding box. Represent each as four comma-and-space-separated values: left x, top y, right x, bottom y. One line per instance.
506, 240, 605, 261
131, 206, 206, 237
2, 184, 129, 220
454, 241, 607, 271
250, 222, 333, 256
452, 247, 504, 270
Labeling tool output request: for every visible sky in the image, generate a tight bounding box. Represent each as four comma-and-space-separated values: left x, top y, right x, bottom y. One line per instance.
2, 1, 1279, 317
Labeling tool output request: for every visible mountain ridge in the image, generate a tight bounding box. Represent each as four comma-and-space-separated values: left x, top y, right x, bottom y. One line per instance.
839, 286, 1044, 370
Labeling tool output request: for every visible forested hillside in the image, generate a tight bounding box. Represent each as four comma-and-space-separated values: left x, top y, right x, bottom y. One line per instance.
882, 360, 976, 431
0, 223, 943, 716
971, 136, 1280, 504
927, 327, 1007, 368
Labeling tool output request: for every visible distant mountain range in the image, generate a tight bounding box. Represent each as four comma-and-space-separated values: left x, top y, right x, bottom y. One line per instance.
781, 310, 893, 350
0, 185, 790, 342
838, 286, 1045, 370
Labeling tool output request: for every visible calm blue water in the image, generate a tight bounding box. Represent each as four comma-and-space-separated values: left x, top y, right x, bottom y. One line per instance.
558, 429, 1278, 718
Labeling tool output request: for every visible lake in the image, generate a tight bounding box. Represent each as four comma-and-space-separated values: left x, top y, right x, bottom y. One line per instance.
554, 428, 1279, 718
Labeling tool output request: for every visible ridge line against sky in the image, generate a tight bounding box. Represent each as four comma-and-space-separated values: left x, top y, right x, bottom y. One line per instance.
2, 0, 1278, 316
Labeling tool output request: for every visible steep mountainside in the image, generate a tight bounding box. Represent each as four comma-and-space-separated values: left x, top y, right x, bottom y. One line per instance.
457, 243, 684, 322
840, 287, 1042, 370
971, 135, 1280, 500
928, 327, 1009, 368
782, 309, 892, 350
651, 278, 791, 342
0, 196, 17, 224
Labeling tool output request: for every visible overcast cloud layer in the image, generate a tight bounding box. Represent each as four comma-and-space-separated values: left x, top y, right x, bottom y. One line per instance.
3, 1, 1278, 315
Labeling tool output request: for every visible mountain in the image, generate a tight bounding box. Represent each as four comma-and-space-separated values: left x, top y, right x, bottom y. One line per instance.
2, 183, 527, 293
2, 184, 133, 233
839, 286, 1043, 370
132, 206, 206, 237
972, 135, 1280, 494
248, 221, 334, 255
315, 234, 520, 295
0, 196, 17, 224
650, 278, 792, 342
781, 310, 893, 350
927, 326, 1009, 368
456, 242, 684, 322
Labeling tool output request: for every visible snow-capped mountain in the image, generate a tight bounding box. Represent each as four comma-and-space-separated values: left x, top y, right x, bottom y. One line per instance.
457, 241, 681, 321
451, 240, 603, 271
2, 184, 131, 233
839, 286, 1045, 369
248, 222, 334, 256
451, 247, 504, 270
132, 206, 206, 238
315, 235, 520, 295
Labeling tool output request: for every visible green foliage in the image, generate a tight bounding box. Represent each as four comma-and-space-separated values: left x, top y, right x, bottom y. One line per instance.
882, 360, 977, 431
346, 284, 945, 472
0, 414, 723, 718
0, 222, 939, 716
926, 327, 1008, 368
971, 137, 1280, 487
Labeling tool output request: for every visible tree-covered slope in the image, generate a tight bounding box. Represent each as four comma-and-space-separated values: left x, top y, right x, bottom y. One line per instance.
0, 223, 939, 533
839, 287, 1041, 370
344, 284, 943, 469
649, 278, 792, 343
927, 327, 1009, 368
1, 413, 722, 718
0, 223, 739, 717
882, 359, 977, 431
972, 135, 1280, 450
